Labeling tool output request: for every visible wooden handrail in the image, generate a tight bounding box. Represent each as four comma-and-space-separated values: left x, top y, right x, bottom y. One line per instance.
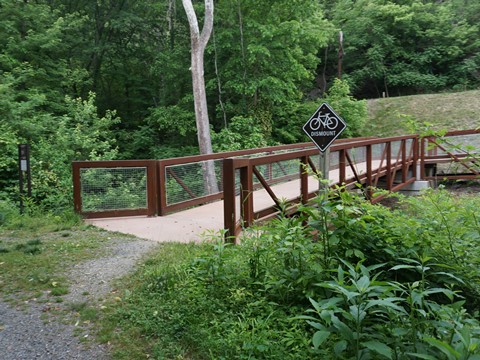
72, 130, 478, 226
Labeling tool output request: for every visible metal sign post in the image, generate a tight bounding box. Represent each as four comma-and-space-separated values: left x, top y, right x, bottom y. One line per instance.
319, 149, 330, 187
18, 144, 31, 214
303, 102, 346, 187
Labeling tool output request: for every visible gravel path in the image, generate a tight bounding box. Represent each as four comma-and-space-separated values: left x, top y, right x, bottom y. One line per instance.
0, 235, 158, 360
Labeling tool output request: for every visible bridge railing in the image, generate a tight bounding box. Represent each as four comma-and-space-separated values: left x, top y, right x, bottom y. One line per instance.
156, 142, 318, 215
72, 130, 478, 222
223, 135, 419, 241
421, 129, 480, 180
72, 160, 158, 218
73, 142, 319, 218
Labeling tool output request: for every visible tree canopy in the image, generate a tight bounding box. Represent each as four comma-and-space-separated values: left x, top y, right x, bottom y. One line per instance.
0, 0, 479, 209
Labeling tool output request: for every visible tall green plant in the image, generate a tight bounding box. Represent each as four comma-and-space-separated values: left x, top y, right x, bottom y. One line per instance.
301, 257, 480, 359
324, 79, 367, 138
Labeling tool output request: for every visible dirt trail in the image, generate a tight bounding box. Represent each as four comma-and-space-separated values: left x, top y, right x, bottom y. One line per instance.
0, 235, 158, 360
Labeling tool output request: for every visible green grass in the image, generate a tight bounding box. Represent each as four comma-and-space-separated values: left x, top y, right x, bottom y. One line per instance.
0, 210, 117, 303
97, 242, 209, 359
97, 187, 480, 359
363, 90, 480, 137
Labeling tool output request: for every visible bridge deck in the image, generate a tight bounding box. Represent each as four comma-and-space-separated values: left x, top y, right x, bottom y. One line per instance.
81, 129, 479, 242
87, 161, 378, 242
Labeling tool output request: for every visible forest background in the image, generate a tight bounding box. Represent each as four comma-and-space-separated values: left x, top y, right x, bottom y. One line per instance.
1, 0, 479, 212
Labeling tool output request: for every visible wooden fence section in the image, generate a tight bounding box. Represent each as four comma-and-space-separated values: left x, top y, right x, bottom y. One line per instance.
156, 141, 319, 216
73, 142, 322, 218
72, 130, 479, 226
72, 160, 157, 218
421, 129, 480, 180
223, 135, 420, 239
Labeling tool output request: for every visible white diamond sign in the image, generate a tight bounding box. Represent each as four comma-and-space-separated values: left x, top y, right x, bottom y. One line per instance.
302, 102, 347, 152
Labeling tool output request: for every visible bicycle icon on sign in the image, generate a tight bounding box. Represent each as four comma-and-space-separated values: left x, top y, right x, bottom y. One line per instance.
310, 113, 338, 131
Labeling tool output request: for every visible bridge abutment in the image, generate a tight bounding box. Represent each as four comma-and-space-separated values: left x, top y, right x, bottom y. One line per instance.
398, 180, 432, 196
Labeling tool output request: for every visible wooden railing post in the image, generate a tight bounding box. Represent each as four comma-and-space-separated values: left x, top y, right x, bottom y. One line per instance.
240, 162, 254, 229
339, 149, 346, 184
412, 137, 419, 179
366, 145, 373, 200
223, 158, 237, 242
157, 160, 167, 216
146, 160, 158, 217
386, 142, 392, 190
300, 155, 309, 205
72, 162, 82, 214
401, 139, 407, 183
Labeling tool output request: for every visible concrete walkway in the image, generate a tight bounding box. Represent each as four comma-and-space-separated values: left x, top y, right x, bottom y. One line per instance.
87, 201, 225, 243
87, 177, 317, 243
87, 161, 379, 242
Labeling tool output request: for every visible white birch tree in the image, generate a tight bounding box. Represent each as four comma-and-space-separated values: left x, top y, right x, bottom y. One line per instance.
182, 0, 218, 194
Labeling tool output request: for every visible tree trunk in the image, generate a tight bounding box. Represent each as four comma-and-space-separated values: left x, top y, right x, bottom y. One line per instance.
182, 0, 219, 195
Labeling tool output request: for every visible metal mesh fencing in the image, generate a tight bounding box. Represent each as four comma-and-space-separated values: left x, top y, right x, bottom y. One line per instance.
253, 158, 301, 184
347, 147, 367, 165
164, 148, 317, 207
390, 140, 403, 159
432, 134, 480, 156
80, 167, 148, 212
372, 143, 387, 162
165, 159, 223, 205
439, 134, 480, 174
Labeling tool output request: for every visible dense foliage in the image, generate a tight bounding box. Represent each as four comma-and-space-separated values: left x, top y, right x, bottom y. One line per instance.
103, 186, 480, 359
1, 0, 479, 210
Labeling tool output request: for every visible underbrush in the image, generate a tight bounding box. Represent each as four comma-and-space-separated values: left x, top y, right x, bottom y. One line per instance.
102, 187, 480, 359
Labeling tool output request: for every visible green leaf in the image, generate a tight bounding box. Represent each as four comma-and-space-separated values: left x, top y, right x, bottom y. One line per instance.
353, 249, 365, 259
390, 264, 416, 271
432, 271, 465, 284
331, 315, 354, 341
309, 297, 322, 312
293, 315, 316, 321
423, 287, 455, 300
306, 320, 326, 331
365, 298, 407, 313
355, 275, 370, 292
366, 263, 387, 272
423, 337, 461, 359
334, 340, 347, 355
361, 341, 393, 359
312, 330, 331, 349
406, 353, 438, 360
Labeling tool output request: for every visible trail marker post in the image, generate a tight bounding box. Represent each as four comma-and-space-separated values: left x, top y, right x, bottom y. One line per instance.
18, 144, 31, 214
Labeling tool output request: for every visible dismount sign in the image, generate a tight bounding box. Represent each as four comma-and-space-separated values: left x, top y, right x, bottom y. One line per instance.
303, 102, 347, 152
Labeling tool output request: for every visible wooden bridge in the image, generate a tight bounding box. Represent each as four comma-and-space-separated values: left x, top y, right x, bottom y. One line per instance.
73, 129, 479, 242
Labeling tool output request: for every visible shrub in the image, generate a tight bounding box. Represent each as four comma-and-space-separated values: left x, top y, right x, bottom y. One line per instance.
104, 187, 480, 359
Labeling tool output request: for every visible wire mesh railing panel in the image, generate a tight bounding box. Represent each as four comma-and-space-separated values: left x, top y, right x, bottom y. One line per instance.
347, 146, 367, 165
255, 158, 302, 202
390, 140, 402, 159
406, 138, 414, 151
272, 158, 301, 180
80, 167, 148, 212
165, 159, 223, 205
430, 134, 480, 175
372, 144, 386, 161
430, 134, 480, 156
405, 139, 414, 158
252, 164, 271, 185
310, 154, 321, 170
